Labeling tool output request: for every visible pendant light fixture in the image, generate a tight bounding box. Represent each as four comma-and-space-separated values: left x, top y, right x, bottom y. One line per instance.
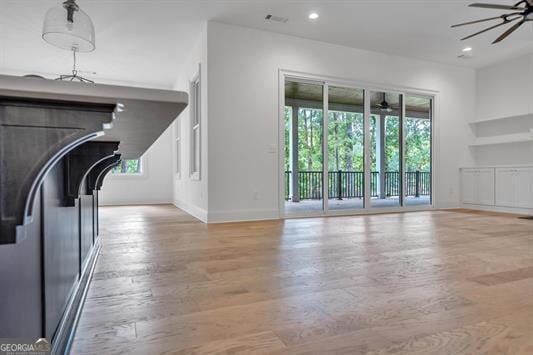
42, 0, 95, 52
42, 0, 96, 82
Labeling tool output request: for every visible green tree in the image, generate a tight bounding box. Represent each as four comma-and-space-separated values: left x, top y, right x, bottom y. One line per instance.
284, 106, 430, 174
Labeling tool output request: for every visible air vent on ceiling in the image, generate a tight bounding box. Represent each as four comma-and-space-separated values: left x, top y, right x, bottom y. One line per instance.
457, 53, 473, 59
265, 14, 288, 23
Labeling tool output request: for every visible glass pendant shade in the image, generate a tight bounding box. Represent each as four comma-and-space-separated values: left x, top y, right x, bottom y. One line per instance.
42, 1, 95, 52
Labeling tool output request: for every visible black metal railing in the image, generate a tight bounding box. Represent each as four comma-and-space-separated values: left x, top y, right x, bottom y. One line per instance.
298, 171, 323, 200
405, 171, 431, 197
329, 171, 365, 199
285, 170, 430, 200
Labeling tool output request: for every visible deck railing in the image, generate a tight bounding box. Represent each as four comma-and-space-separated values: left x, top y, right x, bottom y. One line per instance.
285, 170, 430, 200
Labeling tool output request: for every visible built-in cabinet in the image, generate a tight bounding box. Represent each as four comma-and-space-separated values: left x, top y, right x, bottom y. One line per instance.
461, 166, 533, 210
495, 168, 533, 209
461, 168, 495, 206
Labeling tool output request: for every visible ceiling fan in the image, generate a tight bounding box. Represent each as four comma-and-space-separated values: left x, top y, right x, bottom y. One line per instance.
452, 0, 533, 44
376, 93, 393, 113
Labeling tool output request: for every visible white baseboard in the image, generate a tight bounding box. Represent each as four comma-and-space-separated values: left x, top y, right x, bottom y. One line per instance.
100, 199, 172, 206
460, 203, 533, 215
207, 208, 280, 223
174, 199, 208, 223
434, 199, 461, 209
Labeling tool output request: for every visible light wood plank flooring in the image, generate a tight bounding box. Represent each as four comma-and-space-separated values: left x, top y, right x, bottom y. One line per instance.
71, 206, 533, 354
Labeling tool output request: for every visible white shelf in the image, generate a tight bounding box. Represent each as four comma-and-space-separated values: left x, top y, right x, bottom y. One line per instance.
469, 113, 533, 125
469, 130, 533, 146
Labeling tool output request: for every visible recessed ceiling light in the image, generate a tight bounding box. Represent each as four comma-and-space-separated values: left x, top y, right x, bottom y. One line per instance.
308, 12, 319, 20
462, 47, 473, 52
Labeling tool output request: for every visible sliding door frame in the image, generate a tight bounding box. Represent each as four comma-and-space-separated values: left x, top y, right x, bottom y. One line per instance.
280, 76, 327, 217
278, 69, 439, 218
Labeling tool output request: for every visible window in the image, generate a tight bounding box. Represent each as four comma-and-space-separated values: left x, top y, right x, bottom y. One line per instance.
175, 118, 181, 178
111, 159, 142, 175
190, 67, 201, 180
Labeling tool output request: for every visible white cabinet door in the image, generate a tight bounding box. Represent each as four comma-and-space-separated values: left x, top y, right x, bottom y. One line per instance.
495, 168, 516, 207
495, 168, 533, 209
462, 168, 495, 206
478, 168, 495, 206
461, 169, 477, 204
515, 168, 533, 209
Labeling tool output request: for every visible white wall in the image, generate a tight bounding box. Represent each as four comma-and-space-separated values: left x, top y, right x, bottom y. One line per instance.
99, 126, 174, 205
476, 54, 533, 121
171, 25, 209, 222
205, 21, 476, 222
473, 53, 533, 166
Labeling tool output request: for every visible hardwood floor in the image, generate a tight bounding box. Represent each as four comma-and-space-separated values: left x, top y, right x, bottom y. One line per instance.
70, 206, 533, 354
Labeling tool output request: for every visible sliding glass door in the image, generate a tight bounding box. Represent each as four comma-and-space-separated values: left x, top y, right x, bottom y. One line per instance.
284, 80, 324, 214
327, 86, 365, 211
370, 91, 402, 208
404, 95, 432, 206
283, 75, 433, 216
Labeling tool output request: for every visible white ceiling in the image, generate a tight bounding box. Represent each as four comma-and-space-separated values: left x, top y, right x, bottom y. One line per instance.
1, 0, 532, 88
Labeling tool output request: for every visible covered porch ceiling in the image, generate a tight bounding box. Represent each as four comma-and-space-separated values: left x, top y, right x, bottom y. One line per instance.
285, 81, 431, 118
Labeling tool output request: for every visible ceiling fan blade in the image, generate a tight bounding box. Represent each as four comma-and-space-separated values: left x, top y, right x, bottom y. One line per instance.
451, 16, 503, 27
492, 19, 525, 43
460, 17, 520, 40
469, 3, 524, 10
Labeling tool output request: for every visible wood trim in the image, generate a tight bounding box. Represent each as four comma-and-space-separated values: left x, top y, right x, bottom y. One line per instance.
63, 142, 119, 206
85, 154, 121, 194
0, 98, 115, 244
0, 96, 116, 113
51, 240, 101, 355
95, 161, 122, 191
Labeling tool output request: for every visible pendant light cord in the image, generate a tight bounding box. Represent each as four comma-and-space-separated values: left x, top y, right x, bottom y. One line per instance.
55, 48, 94, 83
72, 49, 78, 76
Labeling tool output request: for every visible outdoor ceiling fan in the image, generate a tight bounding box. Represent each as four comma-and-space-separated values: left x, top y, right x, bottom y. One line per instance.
377, 93, 393, 113
452, 0, 533, 44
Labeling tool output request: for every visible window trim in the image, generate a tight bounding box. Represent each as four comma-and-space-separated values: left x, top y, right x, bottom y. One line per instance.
190, 65, 201, 181
175, 117, 182, 179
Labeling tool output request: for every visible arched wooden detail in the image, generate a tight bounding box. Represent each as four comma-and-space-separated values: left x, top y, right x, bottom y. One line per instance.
63, 142, 120, 207
0, 97, 115, 244
95, 160, 122, 191
85, 153, 121, 195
